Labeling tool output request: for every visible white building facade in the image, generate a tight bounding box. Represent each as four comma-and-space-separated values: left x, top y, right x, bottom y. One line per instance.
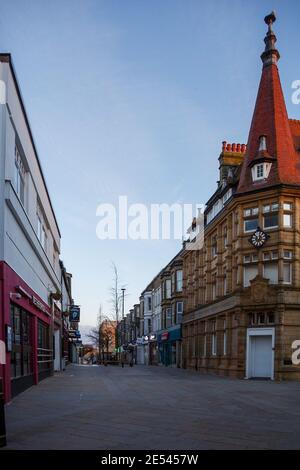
0, 54, 62, 402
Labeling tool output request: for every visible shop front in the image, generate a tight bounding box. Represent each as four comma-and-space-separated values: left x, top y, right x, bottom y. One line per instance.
158, 325, 182, 367
0, 262, 53, 402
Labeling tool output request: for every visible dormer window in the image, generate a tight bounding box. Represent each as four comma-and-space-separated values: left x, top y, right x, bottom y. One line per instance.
251, 136, 273, 182
256, 163, 264, 178
251, 162, 272, 182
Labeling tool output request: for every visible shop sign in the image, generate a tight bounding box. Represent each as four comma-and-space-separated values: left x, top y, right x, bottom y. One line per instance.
69, 305, 80, 322
16, 286, 50, 315
161, 332, 169, 341
31, 296, 48, 315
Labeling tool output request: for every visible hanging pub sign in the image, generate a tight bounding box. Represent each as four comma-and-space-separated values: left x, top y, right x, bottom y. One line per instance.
69, 305, 80, 322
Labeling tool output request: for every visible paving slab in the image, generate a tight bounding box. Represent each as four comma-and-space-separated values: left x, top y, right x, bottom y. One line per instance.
2, 364, 300, 450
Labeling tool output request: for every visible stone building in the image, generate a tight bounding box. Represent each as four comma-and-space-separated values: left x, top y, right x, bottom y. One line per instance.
182, 13, 300, 380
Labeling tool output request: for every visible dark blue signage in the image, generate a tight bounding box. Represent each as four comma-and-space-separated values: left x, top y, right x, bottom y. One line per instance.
69, 306, 80, 322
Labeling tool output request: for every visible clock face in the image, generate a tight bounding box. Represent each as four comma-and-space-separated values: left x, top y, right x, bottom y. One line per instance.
249, 228, 269, 248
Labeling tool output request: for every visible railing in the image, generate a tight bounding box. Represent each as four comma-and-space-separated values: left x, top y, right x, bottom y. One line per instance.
37, 348, 53, 369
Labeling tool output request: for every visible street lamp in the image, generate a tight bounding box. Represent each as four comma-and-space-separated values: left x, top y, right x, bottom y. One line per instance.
121, 288, 126, 347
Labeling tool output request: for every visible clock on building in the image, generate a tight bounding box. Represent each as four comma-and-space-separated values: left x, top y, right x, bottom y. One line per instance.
249, 227, 269, 248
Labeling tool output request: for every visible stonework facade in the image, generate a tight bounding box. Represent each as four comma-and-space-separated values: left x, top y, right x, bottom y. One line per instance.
182, 14, 300, 380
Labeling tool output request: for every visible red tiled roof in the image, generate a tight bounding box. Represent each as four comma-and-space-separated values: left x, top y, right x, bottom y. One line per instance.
237, 16, 300, 194
237, 64, 300, 193
289, 119, 300, 155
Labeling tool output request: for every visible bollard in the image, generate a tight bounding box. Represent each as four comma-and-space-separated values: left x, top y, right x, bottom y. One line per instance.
0, 377, 6, 447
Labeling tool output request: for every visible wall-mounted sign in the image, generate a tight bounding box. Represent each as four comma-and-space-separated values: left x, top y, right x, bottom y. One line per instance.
161, 332, 169, 341
69, 306, 80, 322
31, 296, 48, 315
68, 330, 77, 338
5, 325, 12, 353
15, 286, 50, 316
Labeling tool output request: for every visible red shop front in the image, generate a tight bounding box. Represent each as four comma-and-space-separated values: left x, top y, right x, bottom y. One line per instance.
0, 262, 53, 403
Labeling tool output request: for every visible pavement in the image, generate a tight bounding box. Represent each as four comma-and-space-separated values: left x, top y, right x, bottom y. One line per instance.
2, 364, 300, 450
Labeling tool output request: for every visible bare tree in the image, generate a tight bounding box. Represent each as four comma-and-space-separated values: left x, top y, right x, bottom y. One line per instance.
109, 263, 127, 353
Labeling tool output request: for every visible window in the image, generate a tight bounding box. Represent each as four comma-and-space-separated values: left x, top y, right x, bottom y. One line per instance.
283, 213, 292, 227
223, 227, 228, 248
263, 203, 278, 229
211, 235, 217, 258
212, 273, 217, 300
14, 145, 25, 205
251, 162, 272, 182
263, 262, 278, 284
283, 202, 292, 211
223, 267, 227, 295
166, 308, 172, 328
176, 302, 183, 323
244, 207, 258, 217
283, 263, 292, 284
37, 204, 48, 253
283, 250, 292, 260
176, 270, 183, 292
263, 213, 278, 229
244, 264, 258, 287
211, 321, 217, 356
165, 279, 171, 299
244, 254, 258, 264
222, 188, 232, 205
244, 218, 259, 233
256, 164, 264, 178
147, 296, 152, 311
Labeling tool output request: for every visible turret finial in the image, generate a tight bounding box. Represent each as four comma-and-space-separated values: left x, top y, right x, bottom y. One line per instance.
261, 11, 280, 67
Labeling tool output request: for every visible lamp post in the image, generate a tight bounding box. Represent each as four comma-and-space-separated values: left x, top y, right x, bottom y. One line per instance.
121, 288, 126, 348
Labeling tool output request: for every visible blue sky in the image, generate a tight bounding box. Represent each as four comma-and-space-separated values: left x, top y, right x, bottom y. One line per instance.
0, 0, 299, 326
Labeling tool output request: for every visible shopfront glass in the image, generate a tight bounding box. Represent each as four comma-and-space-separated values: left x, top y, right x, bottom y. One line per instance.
10, 304, 33, 380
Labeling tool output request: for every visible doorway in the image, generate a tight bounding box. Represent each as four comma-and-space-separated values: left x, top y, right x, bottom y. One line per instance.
246, 328, 274, 379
